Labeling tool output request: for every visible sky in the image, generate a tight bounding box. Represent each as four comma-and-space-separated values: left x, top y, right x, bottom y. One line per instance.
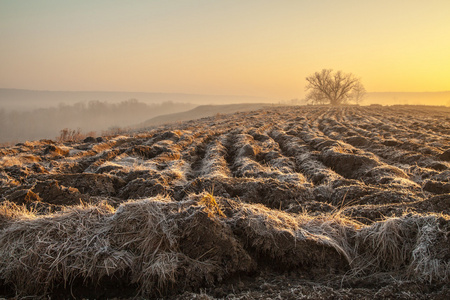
1, 0, 450, 100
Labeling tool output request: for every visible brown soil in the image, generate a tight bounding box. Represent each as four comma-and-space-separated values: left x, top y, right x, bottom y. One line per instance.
0, 105, 449, 299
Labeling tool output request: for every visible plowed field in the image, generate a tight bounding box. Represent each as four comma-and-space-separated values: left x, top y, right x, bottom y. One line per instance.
1, 105, 449, 299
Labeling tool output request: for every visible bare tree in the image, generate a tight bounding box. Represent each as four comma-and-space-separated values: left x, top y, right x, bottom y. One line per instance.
305, 69, 365, 106
350, 81, 366, 105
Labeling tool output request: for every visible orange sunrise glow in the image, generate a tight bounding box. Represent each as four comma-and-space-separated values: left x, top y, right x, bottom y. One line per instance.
1, 1, 449, 103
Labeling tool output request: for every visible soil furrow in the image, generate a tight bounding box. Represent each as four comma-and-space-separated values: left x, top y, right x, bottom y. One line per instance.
1, 105, 449, 299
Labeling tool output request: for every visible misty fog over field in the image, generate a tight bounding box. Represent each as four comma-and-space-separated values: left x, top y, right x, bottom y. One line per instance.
1, 88, 449, 144
0, 89, 273, 143
0, 89, 270, 111
0, 99, 195, 143
0, 89, 275, 143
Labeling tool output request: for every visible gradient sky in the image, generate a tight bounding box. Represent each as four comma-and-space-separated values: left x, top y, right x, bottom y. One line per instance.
1, 0, 449, 100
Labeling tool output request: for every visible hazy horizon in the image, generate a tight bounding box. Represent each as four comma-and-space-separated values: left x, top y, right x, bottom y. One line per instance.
1, 1, 450, 104
3, 86, 450, 96
1, 88, 450, 114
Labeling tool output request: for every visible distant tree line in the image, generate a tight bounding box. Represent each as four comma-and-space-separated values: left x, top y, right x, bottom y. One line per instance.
0, 99, 193, 144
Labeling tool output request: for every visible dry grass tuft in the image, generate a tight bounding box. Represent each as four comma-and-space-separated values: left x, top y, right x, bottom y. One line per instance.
0, 201, 36, 229
199, 193, 225, 217
355, 216, 412, 272
408, 215, 450, 282
229, 202, 358, 268
109, 196, 181, 294
0, 202, 128, 295
354, 213, 450, 282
